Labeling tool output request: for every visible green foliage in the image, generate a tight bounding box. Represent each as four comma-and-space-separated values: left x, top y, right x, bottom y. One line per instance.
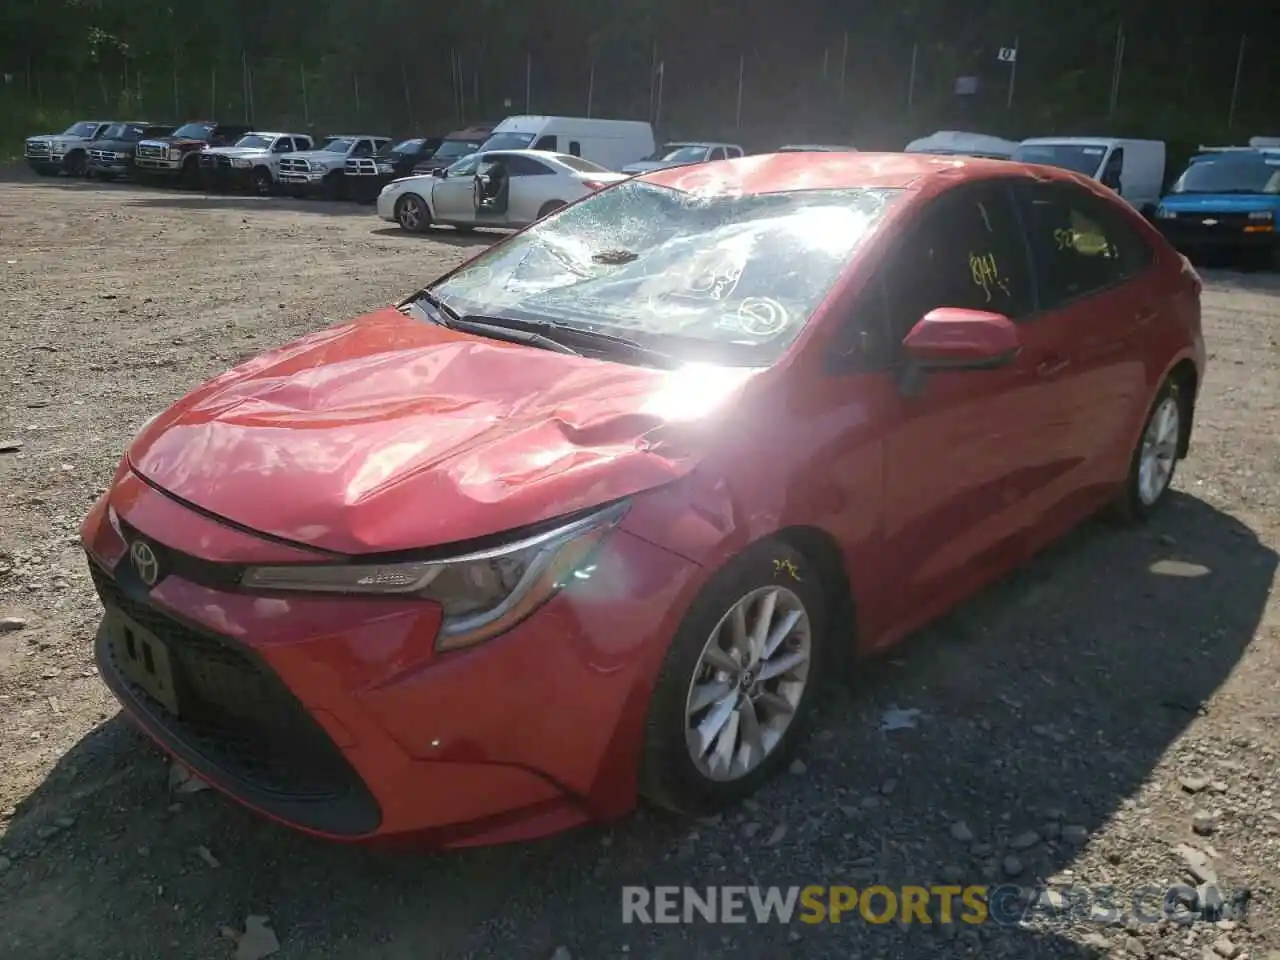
0, 0, 1276, 150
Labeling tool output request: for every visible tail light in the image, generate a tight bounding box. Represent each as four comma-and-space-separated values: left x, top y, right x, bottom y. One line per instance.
581, 179, 606, 191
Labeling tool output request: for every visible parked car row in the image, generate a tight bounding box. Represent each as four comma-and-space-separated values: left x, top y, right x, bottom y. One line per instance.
23, 118, 496, 199
906, 129, 1280, 266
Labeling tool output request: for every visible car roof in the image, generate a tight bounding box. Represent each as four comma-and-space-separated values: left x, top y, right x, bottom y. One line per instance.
638, 151, 1079, 195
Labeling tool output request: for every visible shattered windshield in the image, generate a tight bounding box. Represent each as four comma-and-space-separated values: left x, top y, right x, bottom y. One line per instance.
429, 180, 900, 365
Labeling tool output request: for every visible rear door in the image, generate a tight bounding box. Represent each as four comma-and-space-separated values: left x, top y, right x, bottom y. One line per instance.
503, 154, 558, 224
1011, 179, 1159, 538
869, 180, 1061, 633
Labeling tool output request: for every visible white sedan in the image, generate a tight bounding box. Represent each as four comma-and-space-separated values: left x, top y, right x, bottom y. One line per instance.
376, 149, 628, 233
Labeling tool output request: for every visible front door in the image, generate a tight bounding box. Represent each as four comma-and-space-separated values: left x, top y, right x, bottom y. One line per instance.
431, 153, 484, 222
867, 182, 1065, 638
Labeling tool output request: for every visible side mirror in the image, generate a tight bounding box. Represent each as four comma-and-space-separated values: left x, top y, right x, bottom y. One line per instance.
435, 168, 446, 178
899, 308, 1020, 394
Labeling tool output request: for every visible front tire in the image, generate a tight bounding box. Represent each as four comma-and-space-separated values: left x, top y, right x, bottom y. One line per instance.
1110, 377, 1185, 523
251, 166, 274, 196
321, 171, 345, 200
63, 150, 87, 177
179, 157, 201, 190
638, 540, 828, 816
394, 194, 431, 233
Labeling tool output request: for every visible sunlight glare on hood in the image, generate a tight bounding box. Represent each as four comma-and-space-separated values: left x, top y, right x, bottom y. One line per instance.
640, 362, 755, 421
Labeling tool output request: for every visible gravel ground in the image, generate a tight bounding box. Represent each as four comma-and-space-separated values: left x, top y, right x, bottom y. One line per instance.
1, 172, 1278, 960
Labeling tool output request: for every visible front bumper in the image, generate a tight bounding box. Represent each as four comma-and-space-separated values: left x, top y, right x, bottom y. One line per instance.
278, 170, 332, 190
1157, 218, 1278, 251
88, 158, 133, 176
376, 187, 402, 221
135, 157, 184, 173
82, 469, 699, 845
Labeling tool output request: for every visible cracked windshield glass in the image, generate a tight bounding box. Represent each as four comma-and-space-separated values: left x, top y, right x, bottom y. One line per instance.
430, 180, 900, 364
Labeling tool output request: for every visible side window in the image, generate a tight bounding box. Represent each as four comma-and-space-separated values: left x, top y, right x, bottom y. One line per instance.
1101, 148, 1124, 180
729, 146, 744, 158
450, 154, 483, 178
1020, 183, 1152, 307
351, 139, 374, 156
880, 185, 1033, 344
568, 140, 582, 156
533, 134, 557, 151
272, 139, 291, 153
503, 155, 553, 176
296, 137, 313, 151
709, 147, 726, 161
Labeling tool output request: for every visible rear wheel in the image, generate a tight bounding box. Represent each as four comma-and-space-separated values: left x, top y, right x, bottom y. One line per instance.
1109, 377, 1185, 523
638, 541, 828, 816
395, 194, 430, 233
536, 199, 567, 219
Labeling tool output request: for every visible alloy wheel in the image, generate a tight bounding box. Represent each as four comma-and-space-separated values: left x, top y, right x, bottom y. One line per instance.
684, 586, 812, 782
1138, 395, 1180, 506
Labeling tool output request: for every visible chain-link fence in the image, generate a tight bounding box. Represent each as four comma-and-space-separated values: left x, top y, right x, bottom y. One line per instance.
2, 28, 1275, 155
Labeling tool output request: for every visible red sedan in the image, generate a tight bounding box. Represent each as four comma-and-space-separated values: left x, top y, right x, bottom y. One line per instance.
83, 153, 1205, 847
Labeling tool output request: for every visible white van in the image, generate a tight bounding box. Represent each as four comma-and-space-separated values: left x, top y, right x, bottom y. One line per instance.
479, 117, 655, 172
1012, 137, 1166, 214
904, 130, 1020, 159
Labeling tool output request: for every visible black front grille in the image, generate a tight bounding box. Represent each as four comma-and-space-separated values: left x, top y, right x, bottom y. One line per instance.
90, 560, 381, 836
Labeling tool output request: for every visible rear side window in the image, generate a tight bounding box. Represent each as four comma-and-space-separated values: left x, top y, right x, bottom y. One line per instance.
568, 140, 582, 156
503, 155, 553, 176
1018, 183, 1153, 308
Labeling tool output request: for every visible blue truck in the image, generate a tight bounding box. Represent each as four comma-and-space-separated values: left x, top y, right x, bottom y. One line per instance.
1153, 139, 1280, 266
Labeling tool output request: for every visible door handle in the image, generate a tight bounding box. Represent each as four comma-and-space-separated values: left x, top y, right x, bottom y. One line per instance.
1035, 355, 1071, 377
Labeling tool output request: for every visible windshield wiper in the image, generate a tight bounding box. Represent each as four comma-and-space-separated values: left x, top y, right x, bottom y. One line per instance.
405, 288, 460, 324
451, 315, 581, 356
460, 314, 678, 368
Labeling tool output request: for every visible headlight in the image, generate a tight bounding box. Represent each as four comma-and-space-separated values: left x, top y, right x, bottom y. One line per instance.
231, 158, 251, 168
240, 500, 630, 652
1155, 207, 1174, 219
114, 151, 130, 160
1247, 210, 1273, 221
376, 163, 394, 174
168, 148, 182, 160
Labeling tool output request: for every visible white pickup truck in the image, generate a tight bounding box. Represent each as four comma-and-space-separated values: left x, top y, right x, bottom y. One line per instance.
276, 134, 392, 199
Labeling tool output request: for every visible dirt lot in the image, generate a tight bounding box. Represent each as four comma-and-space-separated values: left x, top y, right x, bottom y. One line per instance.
1, 172, 1278, 960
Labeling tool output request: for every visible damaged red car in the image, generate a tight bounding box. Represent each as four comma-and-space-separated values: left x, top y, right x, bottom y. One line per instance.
83, 153, 1205, 847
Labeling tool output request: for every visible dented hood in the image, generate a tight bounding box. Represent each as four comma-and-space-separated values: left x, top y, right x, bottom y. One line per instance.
128, 307, 755, 555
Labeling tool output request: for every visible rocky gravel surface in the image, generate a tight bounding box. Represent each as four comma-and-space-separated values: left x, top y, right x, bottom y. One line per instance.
1, 173, 1278, 960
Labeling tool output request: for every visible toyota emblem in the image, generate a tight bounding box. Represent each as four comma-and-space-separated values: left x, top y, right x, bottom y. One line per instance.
130, 539, 160, 586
